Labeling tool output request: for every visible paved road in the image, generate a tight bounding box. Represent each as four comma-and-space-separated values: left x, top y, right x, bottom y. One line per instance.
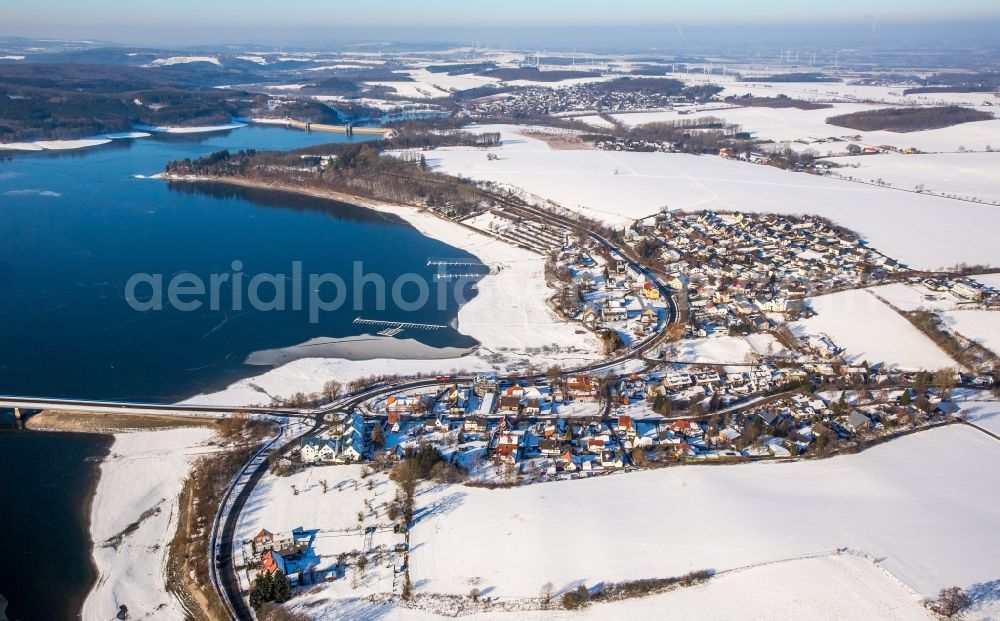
211, 201, 679, 617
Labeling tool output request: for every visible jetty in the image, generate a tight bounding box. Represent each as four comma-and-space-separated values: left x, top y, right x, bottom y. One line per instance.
353, 317, 446, 332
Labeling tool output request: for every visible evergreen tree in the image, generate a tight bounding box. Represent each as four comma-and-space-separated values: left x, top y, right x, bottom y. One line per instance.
273, 571, 292, 602
249, 572, 275, 610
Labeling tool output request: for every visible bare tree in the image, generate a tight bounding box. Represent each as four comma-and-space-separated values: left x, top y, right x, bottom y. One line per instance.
540, 582, 554, 609
322, 379, 343, 402
930, 586, 971, 618
546, 365, 562, 386
933, 368, 956, 400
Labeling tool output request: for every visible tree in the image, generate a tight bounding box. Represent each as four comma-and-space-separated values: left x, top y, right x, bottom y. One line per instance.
933, 368, 956, 399
562, 584, 590, 610
540, 582, 555, 609
249, 571, 292, 610
546, 365, 562, 386
322, 379, 342, 402
272, 571, 291, 602
371, 424, 386, 449
469, 587, 481, 602
402, 572, 413, 599
930, 586, 971, 618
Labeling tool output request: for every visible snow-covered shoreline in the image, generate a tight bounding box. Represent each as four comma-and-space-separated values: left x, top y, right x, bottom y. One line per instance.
180, 178, 602, 406
81, 427, 216, 621
0, 122, 245, 153
134, 122, 246, 134
0, 132, 151, 152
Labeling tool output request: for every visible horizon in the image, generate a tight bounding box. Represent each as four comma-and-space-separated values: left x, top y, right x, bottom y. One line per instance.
3, 0, 1000, 48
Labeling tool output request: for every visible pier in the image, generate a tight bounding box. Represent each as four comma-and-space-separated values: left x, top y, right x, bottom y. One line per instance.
427, 258, 487, 268
434, 273, 486, 281
353, 317, 446, 331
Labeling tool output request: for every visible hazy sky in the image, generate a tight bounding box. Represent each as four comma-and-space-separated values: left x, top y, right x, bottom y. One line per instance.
3, 0, 1000, 46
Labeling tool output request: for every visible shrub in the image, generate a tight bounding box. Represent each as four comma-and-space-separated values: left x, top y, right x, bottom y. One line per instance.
562, 585, 591, 609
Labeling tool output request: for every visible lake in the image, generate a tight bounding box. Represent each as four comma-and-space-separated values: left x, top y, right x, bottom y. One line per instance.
0, 426, 112, 621
0, 126, 480, 402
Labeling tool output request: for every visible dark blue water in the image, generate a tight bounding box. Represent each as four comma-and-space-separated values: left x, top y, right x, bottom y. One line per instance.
0, 427, 112, 621
0, 127, 479, 401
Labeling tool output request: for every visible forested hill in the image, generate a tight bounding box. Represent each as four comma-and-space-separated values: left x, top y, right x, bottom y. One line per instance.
826, 106, 993, 133
0, 63, 257, 142
165, 130, 501, 218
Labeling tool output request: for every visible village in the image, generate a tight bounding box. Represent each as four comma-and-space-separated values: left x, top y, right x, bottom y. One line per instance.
461, 77, 716, 120
294, 364, 994, 471
232, 364, 993, 604
253, 196, 1000, 492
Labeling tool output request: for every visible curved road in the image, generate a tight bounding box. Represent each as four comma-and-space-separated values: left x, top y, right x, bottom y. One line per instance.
211, 197, 678, 619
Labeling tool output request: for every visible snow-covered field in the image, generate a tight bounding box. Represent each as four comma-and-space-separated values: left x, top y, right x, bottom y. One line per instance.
184, 204, 601, 406
672, 72, 1000, 108
958, 400, 1000, 437
868, 282, 965, 312
826, 152, 1000, 204
82, 427, 217, 621
397, 68, 500, 95
146, 55, 221, 67
973, 273, 1000, 289
290, 552, 937, 620
265, 424, 1000, 619
613, 104, 1000, 154
367, 80, 452, 99
570, 114, 617, 130
670, 334, 784, 365
236, 463, 399, 580
613, 103, 881, 151
427, 125, 1000, 269
408, 425, 998, 601
940, 310, 1000, 357
792, 289, 957, 370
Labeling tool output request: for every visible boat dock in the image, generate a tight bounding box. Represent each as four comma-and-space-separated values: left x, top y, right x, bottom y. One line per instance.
353, 317, 446, 333
427, 258, 487, 268
434, 273, 486, 281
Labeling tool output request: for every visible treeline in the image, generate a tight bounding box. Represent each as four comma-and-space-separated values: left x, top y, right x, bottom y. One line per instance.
589, 77, 685, 96
626, 117, 743, 153
904, 71, 1000, 95
166, 130, 497, 218
725, 94, 831, 110
478, 67, 602, 82
426, 62, 496, 75
740, 72, 839, 83
826, 105, 992, 133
